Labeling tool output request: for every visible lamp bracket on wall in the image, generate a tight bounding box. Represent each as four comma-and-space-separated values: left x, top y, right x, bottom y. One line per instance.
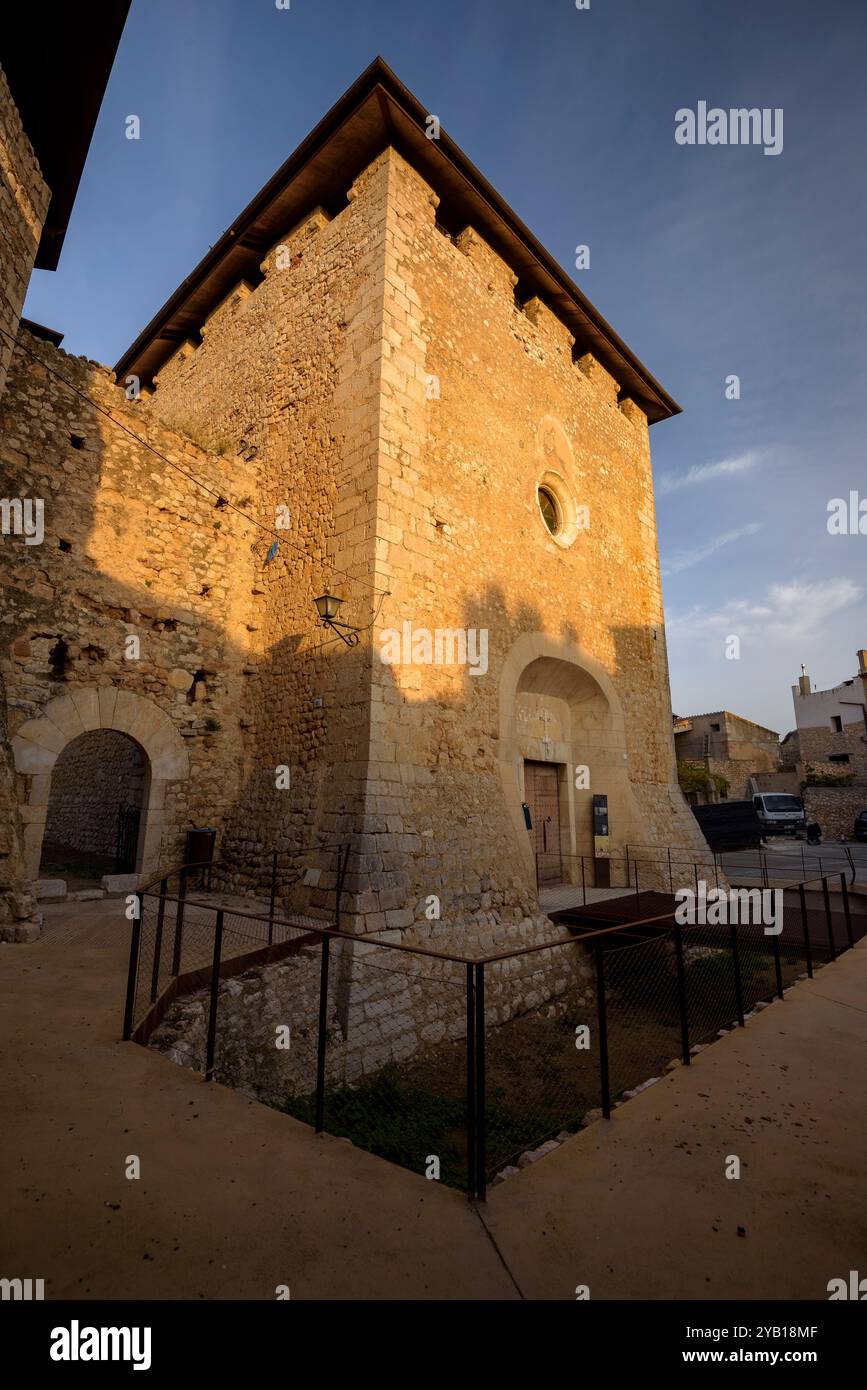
313, 593, 360, 647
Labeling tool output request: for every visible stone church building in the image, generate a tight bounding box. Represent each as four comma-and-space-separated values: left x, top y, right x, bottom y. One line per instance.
1, 57, 707, 944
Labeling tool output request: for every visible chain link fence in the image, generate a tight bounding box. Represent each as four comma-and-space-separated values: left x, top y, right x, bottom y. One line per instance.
126, 861, 857, 1198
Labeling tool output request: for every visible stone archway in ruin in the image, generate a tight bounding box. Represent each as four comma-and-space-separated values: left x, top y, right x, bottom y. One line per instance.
12, 688, 189, 881
498, 633, 642, 887
39, 728, 148, 881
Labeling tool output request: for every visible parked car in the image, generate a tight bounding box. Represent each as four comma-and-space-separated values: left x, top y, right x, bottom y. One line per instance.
854, 810, 867, 842
752, 792, 806, 837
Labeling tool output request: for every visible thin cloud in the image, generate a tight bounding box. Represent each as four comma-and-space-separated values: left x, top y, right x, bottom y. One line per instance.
667, 577, 863, 645
656, 450, 761, 497
662, 522, 763, 576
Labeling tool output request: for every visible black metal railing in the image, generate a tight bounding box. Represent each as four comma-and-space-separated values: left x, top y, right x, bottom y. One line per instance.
534, 848, 721, 900
534, 843, 863, 900
115, 804, 141, 873
122, 860, 858, 1201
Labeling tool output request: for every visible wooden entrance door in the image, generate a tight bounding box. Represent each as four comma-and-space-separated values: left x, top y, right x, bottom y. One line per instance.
525, 761, 562, 885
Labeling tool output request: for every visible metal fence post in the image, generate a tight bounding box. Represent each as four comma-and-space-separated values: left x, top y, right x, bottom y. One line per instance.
170, 866, 187, 976
466, 963, 476, 1200
268, 850, 277, 945
673, 922, 691, 1065
821, 876, 836, 960
335, 843, 350, 932
729, 919, 745, 1026
581, 855, 586, 907
315, 933, 331, 1133
149, 878, 168, 1003
840, 873, 854, 949
772, 929, 784, 999
595, 942, 611, 1116
204, 908, 224, 1081
122, 892, 143, 1041
474, 962, 486, 1200
798, 883, 813, 978
668, 847, 673, 895
634, 860, 640, 905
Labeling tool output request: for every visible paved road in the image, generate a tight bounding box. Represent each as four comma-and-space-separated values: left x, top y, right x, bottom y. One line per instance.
720, 842, 866, 885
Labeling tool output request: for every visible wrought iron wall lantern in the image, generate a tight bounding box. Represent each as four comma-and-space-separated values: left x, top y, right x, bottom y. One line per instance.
313, 592, 360, 646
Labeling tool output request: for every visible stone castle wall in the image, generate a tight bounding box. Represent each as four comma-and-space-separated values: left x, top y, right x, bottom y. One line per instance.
0, 64, 50, 938
151, 161, 394, 907
0, 329, 258, 881
0, 64, 49, 396
147, 145, 705, 937
350, 150, 706, 918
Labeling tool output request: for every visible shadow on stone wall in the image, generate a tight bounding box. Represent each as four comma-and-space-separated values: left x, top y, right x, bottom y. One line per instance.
0, 330, 701, 944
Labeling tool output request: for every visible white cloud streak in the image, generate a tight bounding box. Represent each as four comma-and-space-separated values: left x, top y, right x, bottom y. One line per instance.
662, 521, 763, 576
656, 450, 761, 497
667, 577, 863, 646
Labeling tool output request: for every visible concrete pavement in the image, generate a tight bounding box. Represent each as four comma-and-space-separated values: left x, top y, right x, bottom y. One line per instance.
1, 899, 865, 1299
0, 900, 515, 1300
483, 940, 867, 1299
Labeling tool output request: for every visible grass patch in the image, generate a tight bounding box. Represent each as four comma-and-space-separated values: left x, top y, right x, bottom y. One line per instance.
277, 1014, 592, 1189
280, 1065, 468, 1187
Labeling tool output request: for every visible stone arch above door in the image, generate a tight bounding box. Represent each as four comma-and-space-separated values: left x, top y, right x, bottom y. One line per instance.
12, 687, 189, 880
499, 633, 626, 751
498, 632, 634, 881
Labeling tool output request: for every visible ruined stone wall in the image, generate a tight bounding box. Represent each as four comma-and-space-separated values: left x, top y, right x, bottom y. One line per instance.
0, 65, 51, 938
0, 65, 49, 396
42, 728, 145, 860
0, 329, 258, 881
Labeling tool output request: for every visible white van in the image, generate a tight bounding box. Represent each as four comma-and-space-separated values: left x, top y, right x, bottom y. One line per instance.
752, 792, 806, 837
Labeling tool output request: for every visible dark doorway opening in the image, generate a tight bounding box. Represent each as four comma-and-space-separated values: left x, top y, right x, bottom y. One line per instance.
39, 729, 147, 887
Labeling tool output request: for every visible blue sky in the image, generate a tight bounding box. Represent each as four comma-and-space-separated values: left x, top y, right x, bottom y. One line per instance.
24, 0, 867, 734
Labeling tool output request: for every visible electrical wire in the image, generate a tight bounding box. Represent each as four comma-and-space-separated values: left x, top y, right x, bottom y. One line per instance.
0, 324, 391, 597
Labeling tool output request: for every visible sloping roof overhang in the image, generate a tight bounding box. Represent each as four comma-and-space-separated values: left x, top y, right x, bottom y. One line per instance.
114, 57, 680, 423
2, 2, 131, 270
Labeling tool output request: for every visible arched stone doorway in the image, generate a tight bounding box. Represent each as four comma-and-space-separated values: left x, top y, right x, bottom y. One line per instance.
39, 729, 148, 884
499, 633, 639, 889
12, 688, 189, 882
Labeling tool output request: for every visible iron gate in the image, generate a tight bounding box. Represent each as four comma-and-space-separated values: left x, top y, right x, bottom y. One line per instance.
115, 804, 141, 873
